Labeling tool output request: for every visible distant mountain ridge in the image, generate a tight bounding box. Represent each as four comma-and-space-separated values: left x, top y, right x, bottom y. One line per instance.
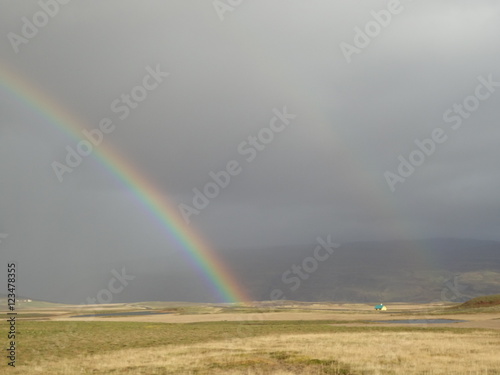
12, 239, 500, 304
221, 238, 500, 303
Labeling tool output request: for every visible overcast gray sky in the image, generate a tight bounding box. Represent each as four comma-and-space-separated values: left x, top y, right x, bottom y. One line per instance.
1, 1, 499, 302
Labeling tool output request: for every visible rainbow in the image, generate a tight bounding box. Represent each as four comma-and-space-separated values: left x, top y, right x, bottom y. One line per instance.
0, 62, 251, 304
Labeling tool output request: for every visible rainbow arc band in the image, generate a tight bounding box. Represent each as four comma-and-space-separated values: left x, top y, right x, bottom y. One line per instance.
0, 62, 251, 304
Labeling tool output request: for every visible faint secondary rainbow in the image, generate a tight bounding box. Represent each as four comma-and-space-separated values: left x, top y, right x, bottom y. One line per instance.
0, 63, 251, 304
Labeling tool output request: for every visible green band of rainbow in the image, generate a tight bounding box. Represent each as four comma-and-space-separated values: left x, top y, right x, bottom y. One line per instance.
1, 63, 251, 304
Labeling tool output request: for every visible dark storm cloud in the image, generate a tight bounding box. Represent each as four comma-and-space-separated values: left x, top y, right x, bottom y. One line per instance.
0, 0, 499, 302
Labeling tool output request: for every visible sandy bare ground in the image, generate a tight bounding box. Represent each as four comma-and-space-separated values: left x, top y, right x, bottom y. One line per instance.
55, 312, 363, 323
50, 309, 500, 330
330, 319, 500, 330
20, 301, 498, 330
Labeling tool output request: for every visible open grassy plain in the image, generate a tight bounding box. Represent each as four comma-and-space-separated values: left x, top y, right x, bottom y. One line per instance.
3, 299, 500, 374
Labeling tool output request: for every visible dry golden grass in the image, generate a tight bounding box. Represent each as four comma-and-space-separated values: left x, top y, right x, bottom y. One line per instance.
11, 301, 500, 374
11, 329, 500, 374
